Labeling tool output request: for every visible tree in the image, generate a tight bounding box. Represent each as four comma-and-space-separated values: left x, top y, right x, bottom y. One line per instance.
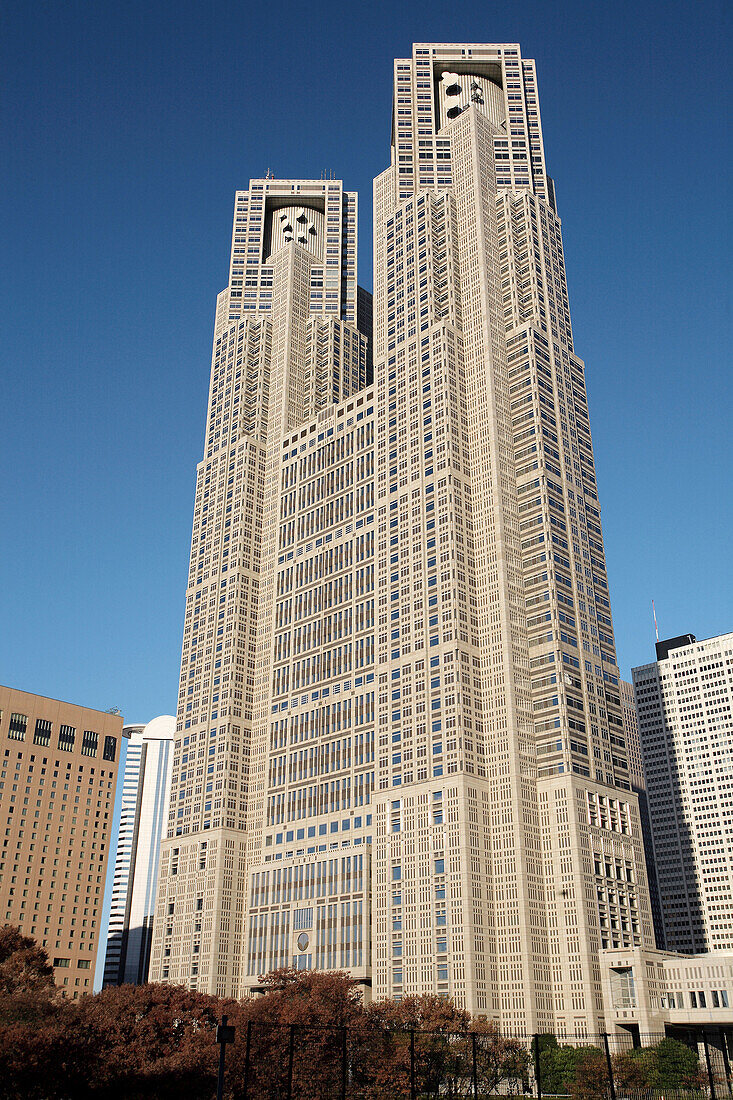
0, 924, 55, 1001
613, 1048, 652, 1093
569, 1049, 608, 1100
537, 1039, 606, 1098
0, 979, 234, 1100
232, 968, 365, 1100
654, 1036, 706, 1090
73, 982, 233, 1099
0, 924, 56, 1029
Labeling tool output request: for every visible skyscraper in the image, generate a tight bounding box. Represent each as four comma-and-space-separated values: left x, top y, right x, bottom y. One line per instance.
633, 632, 733, 953
0, 685, 124, 995
103, 715, 174, 986
150, 180, 370, 995
152, 43, 654, 1036
620, 678, 665, 949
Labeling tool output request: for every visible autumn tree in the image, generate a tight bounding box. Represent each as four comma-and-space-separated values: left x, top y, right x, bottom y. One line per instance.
0, 975, 234, 1100
355, 993, 528, 1099
0, 923, 56, 1021
231, 968, 365, 1100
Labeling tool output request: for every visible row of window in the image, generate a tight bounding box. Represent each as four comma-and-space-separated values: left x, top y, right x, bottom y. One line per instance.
4, 714, 116, 761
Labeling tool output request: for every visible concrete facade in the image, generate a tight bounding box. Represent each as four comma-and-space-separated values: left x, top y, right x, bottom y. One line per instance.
601, 944, 733, 1041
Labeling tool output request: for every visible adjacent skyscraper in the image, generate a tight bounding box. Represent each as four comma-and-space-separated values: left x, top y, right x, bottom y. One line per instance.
0, 685, 124, 995
152, 43, 654, 1036
103, 716, 174, 986
633, 632, 733, 954
150, 179, 370, 995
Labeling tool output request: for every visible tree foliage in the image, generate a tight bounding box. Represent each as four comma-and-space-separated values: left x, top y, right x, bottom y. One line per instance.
0, 927, 711, 1100
614, 1037, 707, 1092
0, 924, 55, 998
537, 1033, 707, 1100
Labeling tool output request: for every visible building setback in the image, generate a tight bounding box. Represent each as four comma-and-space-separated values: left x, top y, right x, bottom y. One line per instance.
151, 42, 655, 1035
633, 632, 733, 954
103, 716, 174, 986
0, 685, 124, 995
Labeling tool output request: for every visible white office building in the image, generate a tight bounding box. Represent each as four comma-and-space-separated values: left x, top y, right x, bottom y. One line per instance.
103, 716, 174, 985
633, 632, 733, 954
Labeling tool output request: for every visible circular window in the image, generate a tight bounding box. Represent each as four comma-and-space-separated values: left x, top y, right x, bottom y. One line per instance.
297, 932, 309, 952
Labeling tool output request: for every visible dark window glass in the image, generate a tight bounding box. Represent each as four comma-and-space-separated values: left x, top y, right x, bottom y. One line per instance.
34, 718, 52, 746
58, 724, 76, 752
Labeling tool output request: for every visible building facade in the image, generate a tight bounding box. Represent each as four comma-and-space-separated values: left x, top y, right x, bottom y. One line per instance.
151, 42, 655, 1035
103, 715, 174, 986
633, 632, 733, 954
622, 677, 665, 949
148, 179, 371, 995
600, 943, 733, 1042
0, 685, 124, 995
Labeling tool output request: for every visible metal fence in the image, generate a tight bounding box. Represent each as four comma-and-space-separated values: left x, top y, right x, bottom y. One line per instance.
212, 1024, 733, 1100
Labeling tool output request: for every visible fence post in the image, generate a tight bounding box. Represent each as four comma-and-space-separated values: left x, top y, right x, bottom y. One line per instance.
472, 1032, 479, 1100
341, 1025, 348, 1100
703, 1030, 717, 1100
602, 1033, 617, 1100
216, 1015, 235, 1100
410, 1029, 416, 1100
287, 1023, 296, 1100
719, 1028, 733, 1100
242, 1020, 252, 1100
534, 1034, 542, 1100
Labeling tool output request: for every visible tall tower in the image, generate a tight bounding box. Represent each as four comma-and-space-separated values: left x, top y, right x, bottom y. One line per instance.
149, 180, 370, 996
103, 716, 174, 986
157, 44, 655, 1035
365, 42, 654, 1033
633, 632, 733, 954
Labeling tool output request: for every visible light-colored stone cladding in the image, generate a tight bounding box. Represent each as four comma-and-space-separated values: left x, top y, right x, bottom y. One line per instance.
149, 180, 368, 997
156, 45, 654, 1033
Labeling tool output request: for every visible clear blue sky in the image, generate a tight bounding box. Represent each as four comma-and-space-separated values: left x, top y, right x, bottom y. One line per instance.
2, 0, 731, 723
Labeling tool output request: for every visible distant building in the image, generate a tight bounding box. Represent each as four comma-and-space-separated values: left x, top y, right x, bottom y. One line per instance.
103, 716, 174, 986
633, 632, 733, 953
0, 685, 125, 996
621, 678, 665, 948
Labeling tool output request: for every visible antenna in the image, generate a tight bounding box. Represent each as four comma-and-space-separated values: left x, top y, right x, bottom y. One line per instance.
652, 600, 659, 643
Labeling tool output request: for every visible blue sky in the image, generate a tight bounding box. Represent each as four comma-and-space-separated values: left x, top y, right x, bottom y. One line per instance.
2, 0, 731, 724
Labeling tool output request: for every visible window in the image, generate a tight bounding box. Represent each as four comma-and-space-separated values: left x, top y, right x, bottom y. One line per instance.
8, 713, 27, 741
58, 724, 76, 752
103, 735, 117, 762
53, 958, 70, 968
82, 730, 98, 757
34, 718, 51, 746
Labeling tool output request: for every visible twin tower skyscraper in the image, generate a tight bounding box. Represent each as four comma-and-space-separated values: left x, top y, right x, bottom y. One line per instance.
149, 43, 654, 1036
